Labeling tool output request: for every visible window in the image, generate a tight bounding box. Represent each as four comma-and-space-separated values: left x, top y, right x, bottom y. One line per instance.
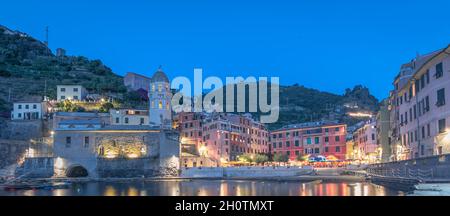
335, 127, 340, 132
295, 140, 300, 147
25, 105, 29, 109
335, 136, 340, 142
278, 142, 282, 148
18, 105, 22, 109
425, 96, 430, 112
84, 136, 89, 148
295, 151, 299, 156
415, 79, 420, 93
314, 148, 319, 154
272, 143, 276, 149
427, 124, 431, 137
65, 137, 71, 148
413, 105, 417, 119
158, 101, 163, 109
420, 74, 425, 89
73, 96, 78, 100
325, 147, 329, 152
61, 96, 65, 100
33, 104, 37, 109
335, 146, 341, 152
324, 137, 329, 143
426, 70, 430, 84
314, 137, 319, 144
18, 113, 22, 118
422, 126, 425, 139
409, 108, 413, 122
73, 88, 78, 92
306, 138, 312, 145
286, 141, 290, 147
372, 133, 375, 140
115, 117, 119, 123
438, 119, 446, 134
125, 117, 129, 124
140, 118, 145, 124
437, 88, 445, 107
61, 88, 66, 92
436, 62, 443, 78
325, 128, 329, 133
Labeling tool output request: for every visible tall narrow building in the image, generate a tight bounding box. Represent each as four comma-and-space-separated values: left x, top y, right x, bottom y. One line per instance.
149, 68, 172, 128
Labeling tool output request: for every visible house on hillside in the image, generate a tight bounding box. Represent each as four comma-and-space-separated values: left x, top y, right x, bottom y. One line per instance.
56, 85, 87, 101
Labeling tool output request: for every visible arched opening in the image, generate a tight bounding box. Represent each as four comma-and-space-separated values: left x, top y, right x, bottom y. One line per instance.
66, 165, 88, 178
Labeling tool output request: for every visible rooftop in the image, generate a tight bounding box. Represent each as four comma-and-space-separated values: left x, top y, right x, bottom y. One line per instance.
151, 68, 169, 83
273, 120, 344, 131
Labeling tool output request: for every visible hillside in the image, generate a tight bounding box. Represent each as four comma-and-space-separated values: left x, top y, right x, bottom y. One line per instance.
0, 24, 379, 129
0, 24, 128, 114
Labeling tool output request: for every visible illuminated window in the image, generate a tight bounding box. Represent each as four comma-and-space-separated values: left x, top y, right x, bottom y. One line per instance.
159, 101, 163, 109
152, 84, 155, 92
166, 102, 170, 110
158, 84, 162, 92
151, 101, 155, 108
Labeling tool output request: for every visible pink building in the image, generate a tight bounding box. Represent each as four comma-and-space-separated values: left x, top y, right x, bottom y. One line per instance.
353, 120, 379, 163
176, 112, 270, 166
392, 45, 450, 159
124, 72, 152, 91
270, 122, 347, 161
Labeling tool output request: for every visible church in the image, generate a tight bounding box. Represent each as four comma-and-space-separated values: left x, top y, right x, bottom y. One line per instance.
39, 69, 180, 178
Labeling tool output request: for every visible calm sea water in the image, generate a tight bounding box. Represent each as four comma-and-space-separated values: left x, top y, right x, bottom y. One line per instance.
0, 180, 406, 196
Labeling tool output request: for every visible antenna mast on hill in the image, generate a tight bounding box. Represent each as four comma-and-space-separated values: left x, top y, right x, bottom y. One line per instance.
44, 26, 49, 46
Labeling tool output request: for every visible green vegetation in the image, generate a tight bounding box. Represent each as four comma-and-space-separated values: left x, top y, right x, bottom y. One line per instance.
238, 153, 269, 164
0, 25, 130, 113
296, 154, 308, 162
272, 153, 289, 163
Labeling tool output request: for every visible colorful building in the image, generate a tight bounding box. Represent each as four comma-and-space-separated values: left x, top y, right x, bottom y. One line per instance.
353, 120, 379, 163
176, 112, 270, 166
390, 45, 450, 160
270, 122, 347, 161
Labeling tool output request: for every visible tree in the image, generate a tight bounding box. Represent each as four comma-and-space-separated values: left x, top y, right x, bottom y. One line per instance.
273, 153, 289, 163
296, 154, 308, 162
58, 100, 78, 112
253, 154, 269, 164
238, 154, 253, 163
99, 102, 114, 113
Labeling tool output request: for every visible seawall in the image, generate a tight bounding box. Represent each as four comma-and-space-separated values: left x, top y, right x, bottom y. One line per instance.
180, 166, 314, 178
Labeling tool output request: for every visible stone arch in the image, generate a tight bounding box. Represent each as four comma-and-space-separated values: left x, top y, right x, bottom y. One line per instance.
66, 164, 89, 177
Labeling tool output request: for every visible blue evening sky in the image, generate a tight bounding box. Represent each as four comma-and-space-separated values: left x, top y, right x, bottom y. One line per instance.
1, 0, 450, 99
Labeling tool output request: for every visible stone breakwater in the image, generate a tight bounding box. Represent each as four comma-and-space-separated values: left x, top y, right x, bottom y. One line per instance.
180, 166, 314, 178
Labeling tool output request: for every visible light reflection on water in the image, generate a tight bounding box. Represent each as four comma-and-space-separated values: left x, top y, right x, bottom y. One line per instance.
0, 180, 405, 196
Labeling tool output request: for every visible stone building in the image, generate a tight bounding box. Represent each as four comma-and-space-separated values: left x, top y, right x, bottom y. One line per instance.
124, 72, 152, 91
376, 99, 391, 162
148, 68, 172, 128
109, 108, 149, 125
53, 120, 180, 178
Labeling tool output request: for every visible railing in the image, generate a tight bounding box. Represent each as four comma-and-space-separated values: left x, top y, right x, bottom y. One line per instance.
366, 167, 434, 180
